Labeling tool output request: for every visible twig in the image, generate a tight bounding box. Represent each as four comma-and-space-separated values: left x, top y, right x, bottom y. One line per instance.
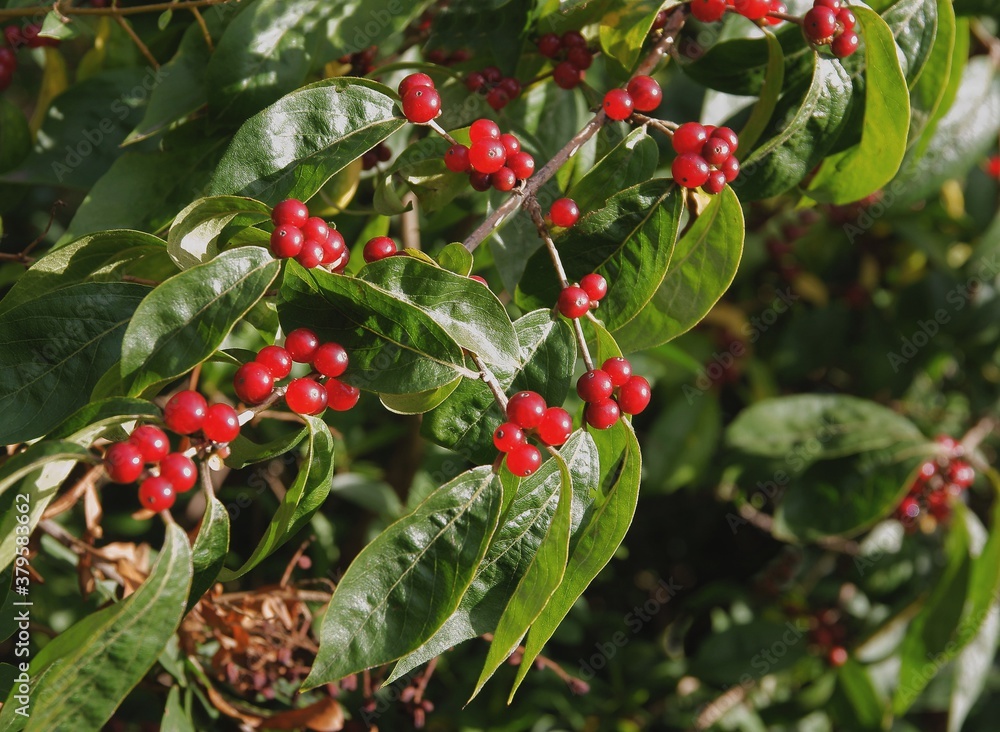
37, 519, 127, 587
114, 14, 159, 69
480, 632, 589, 693
630, 112, 677, 136
426, 119, 458, 146
190, 6, 214, 52
691, 683, 751, 731
572, 318, 596, 372
523, 195, 570, 287
0, 0, 240, 19
471, 352, 508, 412
401, 192, 422, 251
736, 501, 861, 555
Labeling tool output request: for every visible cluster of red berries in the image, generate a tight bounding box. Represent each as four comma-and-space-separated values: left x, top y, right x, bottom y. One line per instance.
536, 30, 593, 90
557, 273, 607, 319
0, 23, 55, 91
444, 119, 536, 193
234, 328, 359, 416
397, 72, 442, 124
802, 0, 859, 58
808, 609, 848, 667
602, 75, 663, 121
577, 358, 651, 430
361, 142, 392, 170
671, 123, 740, 194
464, 66, 522, 111
270, 198, 348, 272
425, 47, 471, 66
103, 425, 199, 513
494, 392, 574, 477
895, 436, 975, 527
690, 0, 786, 24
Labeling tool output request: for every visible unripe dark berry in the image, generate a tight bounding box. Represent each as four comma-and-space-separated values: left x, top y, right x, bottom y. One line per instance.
618, 375, 652, 415
603, 89, 635, 121
295, 238, 325, 269
285, 378, 328, 415
327, 379, 361, 411
507, 151, 535, 180
626, 75, 663, 112
579, 273, 607, 302
538, 407, 573, 446
469, 139, 507, 174
585, 398, 620, 430
234, 362, 275, 405
469, 171, 492, 191
567, 46, 593, 70
104, 442, 145, 483
402, 86, 441, 123
493, 422, 526, 453
398, 72, 434, 97
487, 87, 511, 111
499, 77, 521, 99
561, 30, 587, 48
129, 425, 170, 463
553, 61, 583, 89
506, 391, 547, 430
285, 328, 321, 363
445, 144, 471, 173
506, 444, 542, 477
831, 30, 860, 58
313, 342, 349, 378
558, 286, 591, 319
256, 345, 293, 379
202, 403, 240, 443
272, 199, 309, 228
139, 476, 175, 512
159, 453, 197, 492
602, 357, 632, 386
469, 118, 500, 142
672, 153, 711, 188
672, 122, 709, 155
164, 390, 208, 435
364, 235, 398, 263
465, 72, 485, 92
577, 369, 614, 402
482, 66, 502, 84
690, 0, 727, 22
270, 225, 304, 259
537, 33, 561, 58
549, 197, 580, 228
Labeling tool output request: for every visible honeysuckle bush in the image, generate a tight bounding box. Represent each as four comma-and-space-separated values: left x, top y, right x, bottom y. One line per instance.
0, 0, 999, 729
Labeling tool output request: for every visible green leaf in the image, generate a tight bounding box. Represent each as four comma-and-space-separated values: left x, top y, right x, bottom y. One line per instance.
515, 179, 683, 330
0, 523, 192, 732
303, 465, 503, 687
472, 452, 573, 700
0, 282, 147, 445
736, 57, 852, 201
277, 262, 472, 394
598, 1, 674, 75
188, 493, 231, 611
906, 0, 957, 149
388, 432, 599, 682
643, 393, 722, 493
167, 196, 271, 269
437, 242, 474, 277
0, 441, 91, 502
832, 659, 885, 730
47, 397, 160, 444
512, 420, 641, 697
738, 30, 785, 153
881, 0, 938, 87
225, 427, 309, 470
613, 186, 744, 352
690, 619, 806, 685
219, 416, 333, 581
564, 127, 659, 215
209, 78, 406, 205
806, 9, 911, 205
380, 379, 462, 415
0, 99, 31, 174
161, 686, 195, 732
121, 247, 280, 394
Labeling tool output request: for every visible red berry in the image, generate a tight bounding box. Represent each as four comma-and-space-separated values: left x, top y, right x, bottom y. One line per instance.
465, 72, 486, 92
425, 49, 446, 65
602, 357, 632, 386
703, 170, 728, 194
506, 444, 543, 478
327, 379, 361, 411
702, 138, 732, 166
672, 153, 711, 188
272, 199, 309, 228
918, 460, 937, 480
579, 273, 607, 302
139, 476, 175, 512
831, 30, 860, 58
202, 403, 240, 443
270, 225, 304, 259
398, 72, 435, 97
558, 286, 591, 319
603, 89, 635, 121
618, 376, 652, 415
402, 86, 441, 123
828, 647, 848, 668
103, 442, 145, 483
814, 0, 841, 10
537, 33, 561, 58
487, 87, 511, 111
567, 46, 593, 70
493, 422, 526, 453
585, 398, 620, 430
672, 122, 709, 155
507, 391, 547, 430
507, 151, 535, 180
690, 0, 727, 22
538, 407, 573, 447
129, 425, 170, 463
233, 362, 274, 405
445, 144, 471, 173
711, 126, 740, 152
837, 7, 857, 30
321, 229, 346, 265
553, 61, 583, 89
0, 48, 15, 69
652, 10, 669, 28
899, 496, 921, 519
295, 238, 325, 269
720, 155, 741, 182
765, 0, 786, 25
285, 328, 320, 363
256, 345, 293, 379
734, 0, 770, 19
936, 435, 960, 453
332, 249, 350, 273
4, 26, 22, 47
626, 75, 662, 112
469, 139, 507, 174
469, 171, 493, 191
469, 119, 501, 143
301, 217, 330, 243
492, 167, 517, 192
163, 390, 208, 435
285, 378, 328, 415
363, 235, 398, 263
313, 342, 349, 377
481, 66, 502, 84
159, 453, 197, 492
561, 30, 587, 48
577, 369, 614, 402
499, 77, 521, 99
804, 7, 838, 41
499, 134, 521, 156
950, 461, 975, 489
549, 197, 580, 228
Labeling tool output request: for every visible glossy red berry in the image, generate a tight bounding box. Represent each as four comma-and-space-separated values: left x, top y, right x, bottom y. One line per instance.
577, 369, 614, 402
690, 0, 727, 22
673, 153, 711, 188
469, 171, 492, 191
950, 461, 975, 488
553, 61, 583, 89
814, 0, 841, 10
445, 144, 471, 173
327, 379, 361, 411
734, 0, 770, 19
765, 0, 786, 25
492, 167, 517, 192
828, 647, 848, 668
672, 122, 709, 155
481, 66, 502, 84
285, 378, 328, 415
804, 7, 837, 41
469, 119, 500, 143
626, 75, 662, 112
233, 362, 275, 404
272, 199, 309, 228
602, 357, 632, 386
469, 139, 507, 174
285, 328, 320, 363
537, 33, 561, 58
499, 134, 521, 156
831, 30, 860, 58
538, 407, 573, 447
837, 7, 857, 30
487, 87, 511, 111
398, 72, 435, 97
321, 229, 346, 265
506, 444, 542, 478
202, 403, 240, 443
301, 217, 330, 243
549, 198, 580, 228
585, 398, 620, 430
402, 86, 441, 123
465, 72, 486, 92
507, 391, 547, 430
702, 138, 732, 166
712, 127, 739, 152
129, 425, 170, 463
139, 476, 175, 512
313, 342, 349, 377
255, 345, 293, 379
618, 375, 652, 415
296, 237, 325, 269
104, 442, 145, 483
579, 273, 607, 302
507, 151, 536, 180
159, 453, 197, 492
558, 286, 591, 319
270, 225, 304, 259
703, 170, 728, 195
493, 422, 526, 452
364, 235, 398, 263
163, 390, 208, 435
567, 46, 593, 70
603, 89, 635, 121
720, 155, 741, 182
499, 77, 521, 99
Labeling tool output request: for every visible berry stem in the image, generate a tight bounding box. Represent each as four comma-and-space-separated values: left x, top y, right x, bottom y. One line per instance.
573, 317, 596, 372
461, 8, 687, 252
426, 118, 459, 145
471, 352, 509, 412
524, 195, 570, 288
630, 112, 677, 136
767, 11, 803, 24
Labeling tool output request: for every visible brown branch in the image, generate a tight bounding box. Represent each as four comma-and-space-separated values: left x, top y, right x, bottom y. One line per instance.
190, 6, 214, 52
480, 632, 589, 693
690, 683, 751, 731
0, 0, 240, 19
114, 14, 159, 69
736, 501, 861, 555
